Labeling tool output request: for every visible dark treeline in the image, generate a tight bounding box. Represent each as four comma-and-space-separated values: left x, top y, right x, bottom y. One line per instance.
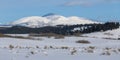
0, 22, 119, 35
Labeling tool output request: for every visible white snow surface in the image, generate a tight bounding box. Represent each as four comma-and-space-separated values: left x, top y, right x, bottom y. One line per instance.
0, 28, 120, 60
11, 15, 98, 28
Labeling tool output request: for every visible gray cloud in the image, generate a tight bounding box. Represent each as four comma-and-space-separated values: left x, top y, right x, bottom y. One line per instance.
63, 0, 120, 7
64, 0, 92, 6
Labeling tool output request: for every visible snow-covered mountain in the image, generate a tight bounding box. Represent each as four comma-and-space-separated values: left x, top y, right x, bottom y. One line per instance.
11, 16, 50, 28
11, 14, 98, 28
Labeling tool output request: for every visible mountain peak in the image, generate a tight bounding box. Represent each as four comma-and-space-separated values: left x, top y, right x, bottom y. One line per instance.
42, 13, 57, 17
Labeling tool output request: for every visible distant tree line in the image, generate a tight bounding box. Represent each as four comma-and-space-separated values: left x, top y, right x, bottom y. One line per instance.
0, 22, 119, 35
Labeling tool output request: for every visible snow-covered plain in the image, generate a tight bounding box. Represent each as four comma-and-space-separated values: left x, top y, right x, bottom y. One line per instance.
0, 28, 120, 60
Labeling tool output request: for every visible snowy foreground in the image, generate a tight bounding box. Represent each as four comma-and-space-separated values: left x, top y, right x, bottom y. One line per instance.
0, 28, 120, 60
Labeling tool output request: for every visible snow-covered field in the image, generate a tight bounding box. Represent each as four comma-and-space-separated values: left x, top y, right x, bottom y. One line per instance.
0, 28, 120, 60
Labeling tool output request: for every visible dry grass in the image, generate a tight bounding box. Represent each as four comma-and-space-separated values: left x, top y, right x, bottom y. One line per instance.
0, 33, 11, 37
102, 37, 117, 40
54, 35, 64, 39
29, 33, 65, 39
0, 33, 42, 40
104, 33, 113, 36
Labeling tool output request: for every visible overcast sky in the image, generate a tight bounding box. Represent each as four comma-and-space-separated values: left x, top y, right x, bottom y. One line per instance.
0, 0, 120, 23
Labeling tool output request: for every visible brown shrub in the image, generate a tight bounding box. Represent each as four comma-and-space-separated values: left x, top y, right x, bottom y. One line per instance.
36, 46, 39, 48
70, 48, 77, 55
61, 46, 69, 49
30, 51, 34, 55
118, 49, 120, 52
87, 49, 94, 53
44, 46, 48, 49
49, 46, 53, 49
76, 40, 90, 44
101, 51, 111, 56
88, 46, 95, 49
9, 45, 14, 50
